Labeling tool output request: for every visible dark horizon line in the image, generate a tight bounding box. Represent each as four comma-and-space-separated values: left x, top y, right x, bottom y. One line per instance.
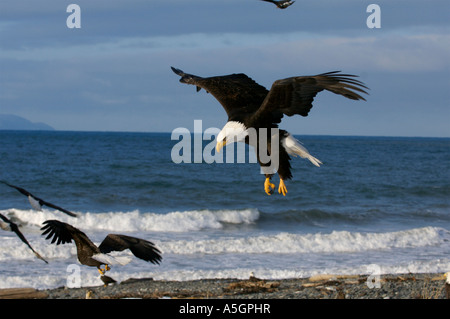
0, 128, 449, 140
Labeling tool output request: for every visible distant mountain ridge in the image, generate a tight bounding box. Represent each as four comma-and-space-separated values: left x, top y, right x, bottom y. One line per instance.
0, 114, 55, 131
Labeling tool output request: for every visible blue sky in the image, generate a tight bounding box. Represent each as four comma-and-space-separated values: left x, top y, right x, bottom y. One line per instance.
0, 0, 449, 137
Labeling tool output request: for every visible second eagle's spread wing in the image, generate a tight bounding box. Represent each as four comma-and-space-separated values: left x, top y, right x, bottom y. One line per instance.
1, 181, 77, 217
41, 220, 75, 245
252, 71, 368, 124
1, 181, 31, 197
98, 234, 162, 265
41, 219, 95, 251
0, 213, 48, 263
171, 67, 268, 120
38, 199, 77, 218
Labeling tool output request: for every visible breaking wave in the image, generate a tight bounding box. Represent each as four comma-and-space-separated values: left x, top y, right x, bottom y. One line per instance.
160, 226, 449, 254
0, 207, 260, 233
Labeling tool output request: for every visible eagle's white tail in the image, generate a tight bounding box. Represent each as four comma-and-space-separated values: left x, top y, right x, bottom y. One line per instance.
282, 134, 323, 167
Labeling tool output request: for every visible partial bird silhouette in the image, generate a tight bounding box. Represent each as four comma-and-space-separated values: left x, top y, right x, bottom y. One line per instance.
100, 275, 117, 287
0, 213, 48, 263
260, 0, 295, 9
1, 181, 77, 217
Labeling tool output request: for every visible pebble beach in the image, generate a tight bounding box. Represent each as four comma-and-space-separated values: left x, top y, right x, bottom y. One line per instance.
1, 273, 447, 299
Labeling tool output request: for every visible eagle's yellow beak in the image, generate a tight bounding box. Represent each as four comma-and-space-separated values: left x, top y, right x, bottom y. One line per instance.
216, 140, 226, 153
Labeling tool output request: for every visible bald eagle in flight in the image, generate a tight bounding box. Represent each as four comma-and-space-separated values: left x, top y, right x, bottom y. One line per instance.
0, 213, 48, 263
41, 220, 162, 275
1, 181, 77, 217
171, 67, 368, 196
260, 0, 295, 9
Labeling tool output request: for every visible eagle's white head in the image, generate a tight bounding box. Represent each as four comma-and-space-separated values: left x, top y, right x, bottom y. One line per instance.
216, 121, 248, 152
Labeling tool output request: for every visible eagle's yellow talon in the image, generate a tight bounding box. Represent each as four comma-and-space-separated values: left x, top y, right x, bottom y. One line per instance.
278, 179, 288, 196
264, 178, 275, 195
97, 264, 110, 275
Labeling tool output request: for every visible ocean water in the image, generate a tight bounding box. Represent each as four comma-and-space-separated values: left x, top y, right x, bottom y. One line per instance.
0, 130, 449, 289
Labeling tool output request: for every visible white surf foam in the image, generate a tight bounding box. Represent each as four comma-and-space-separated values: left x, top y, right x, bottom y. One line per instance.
1, 207, 447, 262
0, 207, 260, 233
160, 226, 449, 254
1, 207, 449, 290
0, 207, 261, 263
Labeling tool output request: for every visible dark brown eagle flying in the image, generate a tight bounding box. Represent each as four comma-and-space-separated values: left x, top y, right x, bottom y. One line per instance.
41, 220, 162, 274
171, 67, 368, 196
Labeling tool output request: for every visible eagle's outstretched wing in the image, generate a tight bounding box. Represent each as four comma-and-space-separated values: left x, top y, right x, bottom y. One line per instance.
41, 219, 93, 249
1, 181, 77, 217
171, 67, 268, 121
250, 71, 368, 126
36, 199, 78, 218
0, 213, 48, 263
98, 234, 162, 265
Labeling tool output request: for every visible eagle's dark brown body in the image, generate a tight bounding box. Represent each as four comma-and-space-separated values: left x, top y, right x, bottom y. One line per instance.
41, 220, 162, 273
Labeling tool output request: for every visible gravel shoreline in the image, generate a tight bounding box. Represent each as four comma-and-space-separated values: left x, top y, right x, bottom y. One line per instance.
2, 273, 446, 299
